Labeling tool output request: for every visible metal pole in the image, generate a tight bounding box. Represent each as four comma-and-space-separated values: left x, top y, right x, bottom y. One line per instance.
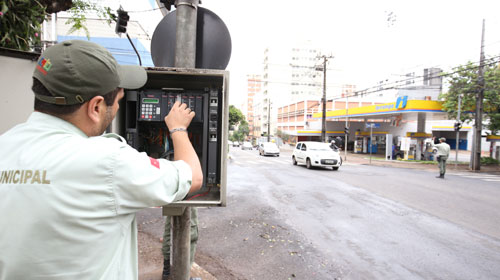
174, 0, 198, 68
321, 56, 327, 142
171, 209, 191, 279
472, 19, 485, 171
51, 13, 57, 44
172, 1, 198, 279
267, 98, 271, 142
369, 125, 372, 164
455, 94, 461, 169
345, 93, 348, 161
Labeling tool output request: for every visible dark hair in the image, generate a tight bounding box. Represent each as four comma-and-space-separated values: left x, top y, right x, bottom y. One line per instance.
33, 78, 120, 116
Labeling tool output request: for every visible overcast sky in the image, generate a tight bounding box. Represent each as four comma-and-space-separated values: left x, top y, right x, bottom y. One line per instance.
107, 0, 500, 107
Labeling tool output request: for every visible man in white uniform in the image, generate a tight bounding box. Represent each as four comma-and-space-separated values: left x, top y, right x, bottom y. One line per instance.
0, 40, 203, 280
432, 137, 451, 179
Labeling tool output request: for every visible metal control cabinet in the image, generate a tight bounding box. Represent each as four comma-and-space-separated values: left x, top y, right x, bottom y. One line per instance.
111, 67, 228, 207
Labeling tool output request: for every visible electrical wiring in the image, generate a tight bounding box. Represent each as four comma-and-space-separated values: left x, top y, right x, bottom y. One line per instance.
251, 55, 500, 98
186, 186, 212, 200
335, 56, 500, 100
371, 56, 500, 89
126, 7, 163, 13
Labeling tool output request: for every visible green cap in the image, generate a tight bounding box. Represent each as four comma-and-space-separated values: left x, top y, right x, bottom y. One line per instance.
33, 40, 147, 105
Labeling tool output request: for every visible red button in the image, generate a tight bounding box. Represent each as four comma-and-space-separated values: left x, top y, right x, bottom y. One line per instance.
141, 115, 144, 118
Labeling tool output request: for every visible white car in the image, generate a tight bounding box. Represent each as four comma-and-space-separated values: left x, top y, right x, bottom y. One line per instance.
258, 142, 280, 156
241, 141, 253, 150
292, 141, 342, 170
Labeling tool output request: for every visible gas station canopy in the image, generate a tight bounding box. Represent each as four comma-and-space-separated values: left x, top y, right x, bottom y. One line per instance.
312, 100, 446, 121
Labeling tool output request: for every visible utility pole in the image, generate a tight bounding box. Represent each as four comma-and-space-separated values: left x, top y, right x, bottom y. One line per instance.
267, 98, 271, 142
172, 1, 199, 279
455, 94, 461, 169
318, 54, 333, 142
471, 19, 485, 171
345, 93, 349, 161
369, 124, 373, 164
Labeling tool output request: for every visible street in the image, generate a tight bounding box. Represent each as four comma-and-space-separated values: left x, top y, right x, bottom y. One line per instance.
196, 146, 500, 279
139, 146, 500, 279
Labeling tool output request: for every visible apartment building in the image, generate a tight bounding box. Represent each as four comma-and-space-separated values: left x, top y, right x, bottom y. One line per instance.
251, 41, 325, 139
246, 75, 261, 139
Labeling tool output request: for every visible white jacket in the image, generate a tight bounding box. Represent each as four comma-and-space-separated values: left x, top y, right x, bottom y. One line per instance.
0, 112, 192, 280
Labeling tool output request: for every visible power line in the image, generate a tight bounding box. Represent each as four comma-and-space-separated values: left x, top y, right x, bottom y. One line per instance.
126, 7, 163, 13
251, 54, 500, 100
346, 55, 500, 99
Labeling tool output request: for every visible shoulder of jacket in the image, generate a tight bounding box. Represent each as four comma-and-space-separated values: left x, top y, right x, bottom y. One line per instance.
101, 133, 127, 143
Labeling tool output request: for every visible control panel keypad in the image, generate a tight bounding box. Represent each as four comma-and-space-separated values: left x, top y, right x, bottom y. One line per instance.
140, 103, 161, 120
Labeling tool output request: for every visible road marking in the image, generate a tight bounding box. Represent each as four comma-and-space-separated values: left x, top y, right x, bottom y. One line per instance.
456, 173, 498, 176
457, 175, 499, 178
450, 172, 500, 182
231, 157, 291, 167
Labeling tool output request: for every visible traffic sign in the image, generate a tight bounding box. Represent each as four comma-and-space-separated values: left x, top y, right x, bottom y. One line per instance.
151, 7, 232, 70
365, 123, 380, 128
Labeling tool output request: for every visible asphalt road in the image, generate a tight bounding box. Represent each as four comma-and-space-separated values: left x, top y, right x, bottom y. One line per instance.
192, 146, 500, 280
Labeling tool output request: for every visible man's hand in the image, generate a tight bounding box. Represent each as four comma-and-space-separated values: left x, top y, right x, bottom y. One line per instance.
165, 101, 195, 131
164, 101, 202, 194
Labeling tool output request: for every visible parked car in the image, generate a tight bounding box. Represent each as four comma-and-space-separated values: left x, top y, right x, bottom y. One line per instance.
232, 141, 240, 147
258, 142, 280, 156
292, 141, 342, 170
241, 141, 253, 150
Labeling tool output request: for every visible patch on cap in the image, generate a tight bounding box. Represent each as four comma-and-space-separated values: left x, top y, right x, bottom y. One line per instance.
36, 57, 52, 75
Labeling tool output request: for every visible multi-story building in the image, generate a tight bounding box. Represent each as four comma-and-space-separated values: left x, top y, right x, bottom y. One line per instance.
277, 96, 380, 144
246, 75, 261, 139
257, 41, 325, 138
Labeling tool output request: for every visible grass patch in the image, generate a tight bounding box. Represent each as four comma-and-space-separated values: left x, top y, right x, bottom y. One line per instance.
481, 157, 500, 165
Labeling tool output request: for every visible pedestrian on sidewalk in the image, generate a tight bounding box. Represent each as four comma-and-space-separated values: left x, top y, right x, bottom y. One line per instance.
432, 137, 451, 178
0, 40, 203, 280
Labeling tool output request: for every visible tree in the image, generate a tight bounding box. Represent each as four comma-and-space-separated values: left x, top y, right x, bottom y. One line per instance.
228, 105, 244, 129
1, 0, 113, 51
0, 0, 45, 50
276, 129, 290, 142
62, 0, 114, 39
229, 131, 239, 142
236, 120, 249, 140
440, 61, 500, 134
